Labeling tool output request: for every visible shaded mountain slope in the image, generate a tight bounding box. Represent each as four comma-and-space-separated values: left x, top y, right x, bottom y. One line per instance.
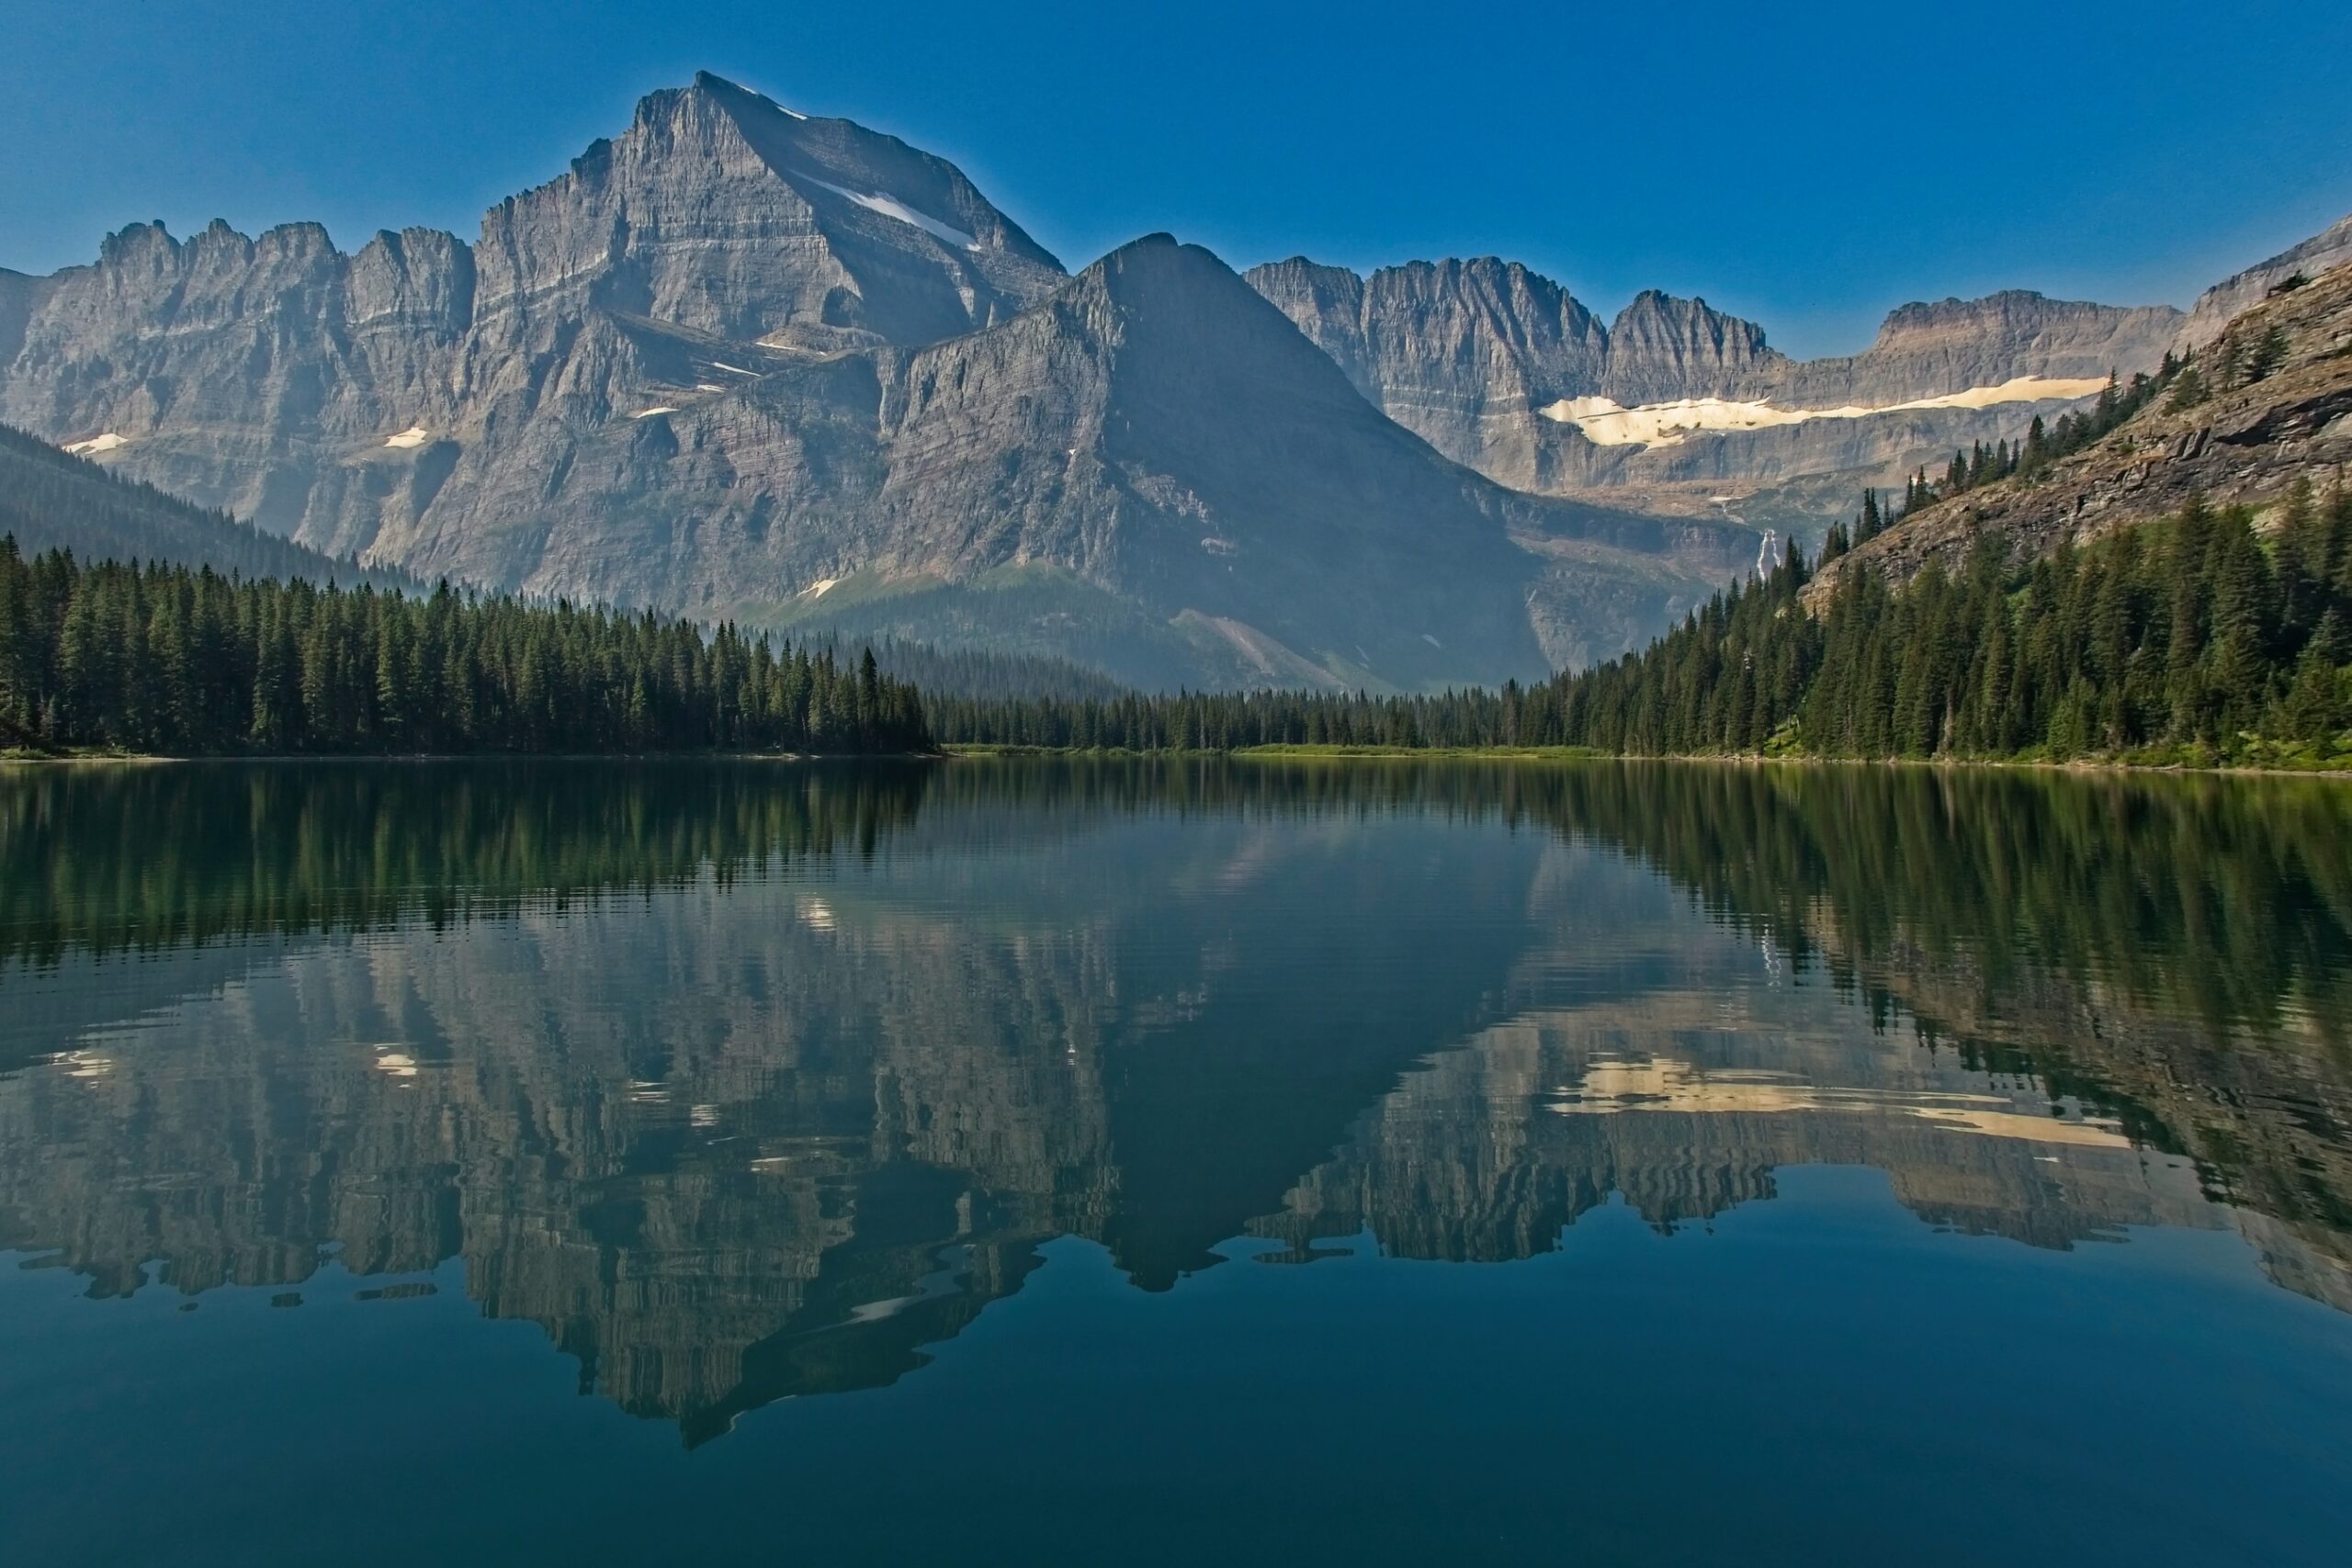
0, 422, 412, 588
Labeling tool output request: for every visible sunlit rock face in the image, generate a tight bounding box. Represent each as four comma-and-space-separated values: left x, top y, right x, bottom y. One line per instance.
1806, 257, 2352, 604
0, 73, 1066, 583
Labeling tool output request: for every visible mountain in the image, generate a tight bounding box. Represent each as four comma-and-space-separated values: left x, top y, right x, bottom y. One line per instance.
0, 421, 412, 589
1806, 256, 2352, 603
0, 73, 1064, 559
0, 74, 1747, 692
1247, 257, 2185, 509
372, 232, 1749, 690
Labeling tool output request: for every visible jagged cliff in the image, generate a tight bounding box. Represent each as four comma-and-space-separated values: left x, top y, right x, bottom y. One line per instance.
0, 74, 1063, 554
362, 233, 1743, 691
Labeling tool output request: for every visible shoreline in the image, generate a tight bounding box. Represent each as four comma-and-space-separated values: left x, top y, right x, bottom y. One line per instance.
6, 744, 2346, 779
943, 743, 2352, 777
0, 750, 944, 767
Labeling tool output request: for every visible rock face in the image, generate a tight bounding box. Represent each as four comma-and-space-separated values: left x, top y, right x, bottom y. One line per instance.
1806, 257, 2352, 604
1248, 257, 2186, 500
2179, 211, 2352, 348
0, 74, 1748, 690
0, 73, 1064, 556
1770, 289, 2186, 404
403, 234, 1753, 689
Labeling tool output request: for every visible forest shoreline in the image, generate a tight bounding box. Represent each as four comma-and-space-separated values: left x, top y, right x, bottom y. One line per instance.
7, 743, 2348, 778
944, 742, 2352, 776
0, 748, 944, 766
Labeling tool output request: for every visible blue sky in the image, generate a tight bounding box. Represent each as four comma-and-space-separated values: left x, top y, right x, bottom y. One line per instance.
3, 0, 2347, 356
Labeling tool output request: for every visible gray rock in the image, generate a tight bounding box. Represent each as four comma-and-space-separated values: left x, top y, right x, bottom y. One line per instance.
0, 73, 1066, 560
1246, 258, 2184, 501
381, 235, 1751, 690
2177, 211, 2352, 348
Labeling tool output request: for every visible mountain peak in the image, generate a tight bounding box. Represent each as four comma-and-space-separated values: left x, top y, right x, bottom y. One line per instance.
686, 69, 812, 122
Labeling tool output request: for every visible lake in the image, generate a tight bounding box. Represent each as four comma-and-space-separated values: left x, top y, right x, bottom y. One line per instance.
3, 758, 2350, 1565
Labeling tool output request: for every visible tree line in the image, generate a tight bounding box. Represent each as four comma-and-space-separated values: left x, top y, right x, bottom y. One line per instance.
11, 444, 2348, 767
0, 540, 931, 755
935, 479, 2352, 764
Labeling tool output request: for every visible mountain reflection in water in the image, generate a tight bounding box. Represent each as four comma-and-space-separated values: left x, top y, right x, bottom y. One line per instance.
2, 758, 2348, 1449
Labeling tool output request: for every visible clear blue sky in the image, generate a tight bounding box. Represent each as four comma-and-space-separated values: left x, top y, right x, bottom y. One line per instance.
4, 0, 2347, 357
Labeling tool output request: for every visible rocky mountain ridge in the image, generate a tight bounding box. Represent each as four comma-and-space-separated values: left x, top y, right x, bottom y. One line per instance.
0, 73, 1066, 556
1245, 256, 2187, 501
2177, 212, 2352, 347
0, 75, 1751, 690
1806, 258, 2352, 604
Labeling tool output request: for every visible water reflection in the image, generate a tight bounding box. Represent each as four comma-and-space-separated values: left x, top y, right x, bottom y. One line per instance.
3, 759, 2349, 1442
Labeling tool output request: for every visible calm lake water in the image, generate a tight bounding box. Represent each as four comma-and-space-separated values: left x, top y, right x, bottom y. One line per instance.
3, 759, 2351, 1565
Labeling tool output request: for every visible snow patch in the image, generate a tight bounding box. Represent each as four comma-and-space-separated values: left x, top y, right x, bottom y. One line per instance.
1546, 1055, 2131, 1148
1539, 376, 2112, 450
804, 175, 980, 252
799, 577, 841, 599
776, 103, 807, 120
709, 362, 759, 377
63, 432, 128, 455
384, 425, 430, 449
695, 382, 725, 392
631, 406, 679, 419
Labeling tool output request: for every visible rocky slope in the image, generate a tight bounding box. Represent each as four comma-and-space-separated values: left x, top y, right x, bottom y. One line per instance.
1248, 256, 2186, 503
1806, 258, 2352, 604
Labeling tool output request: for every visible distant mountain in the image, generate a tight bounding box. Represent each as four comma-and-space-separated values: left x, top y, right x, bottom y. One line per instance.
0, 422, 411, 589
1806, 257, 2352, 603
1246, 257, 2184, 505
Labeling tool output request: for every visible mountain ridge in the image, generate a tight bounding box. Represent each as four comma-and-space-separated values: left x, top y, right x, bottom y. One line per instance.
1245, 255, 2188, 504
5, 71, 2338, 690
